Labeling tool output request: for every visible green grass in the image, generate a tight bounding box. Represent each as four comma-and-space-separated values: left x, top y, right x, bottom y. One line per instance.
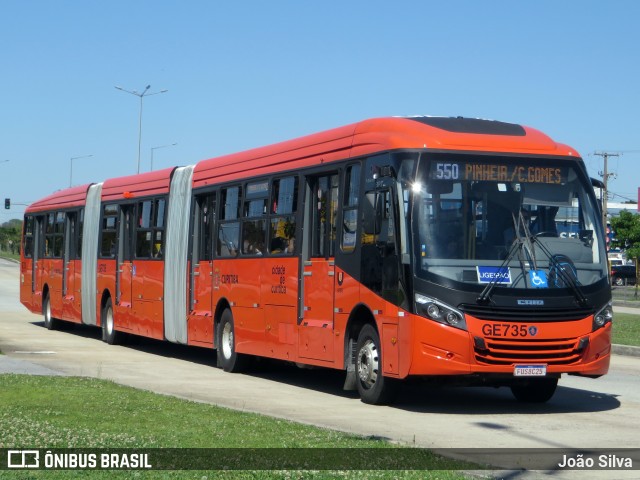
0, 251, 20, 262
613, 313, 640, 347
0, 375, 477, 479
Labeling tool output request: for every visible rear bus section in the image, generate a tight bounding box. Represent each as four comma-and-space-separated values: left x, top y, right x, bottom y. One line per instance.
20, 184, 92, 329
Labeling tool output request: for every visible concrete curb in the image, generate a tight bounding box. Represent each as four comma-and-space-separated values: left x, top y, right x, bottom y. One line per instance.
612, 344, 640, 357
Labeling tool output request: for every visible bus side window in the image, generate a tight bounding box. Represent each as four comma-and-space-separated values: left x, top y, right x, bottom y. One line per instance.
43, 212, 64, 258
100, 204, 119, 258
195, 193, 216, 262
242, 181, 267, 256
341, 164, 360, 253
311, 174, 339, 258
135, 200, 153, 258
23, 216, 34, 258
218, 186, 241, 257
269, 176, 297, 255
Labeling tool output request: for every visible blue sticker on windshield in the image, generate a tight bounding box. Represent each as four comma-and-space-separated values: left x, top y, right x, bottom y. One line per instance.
529, 270, 548, 288
476, 266, 512, 284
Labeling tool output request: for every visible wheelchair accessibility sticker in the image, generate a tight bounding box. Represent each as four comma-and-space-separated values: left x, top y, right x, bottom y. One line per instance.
529, 270, 548, 288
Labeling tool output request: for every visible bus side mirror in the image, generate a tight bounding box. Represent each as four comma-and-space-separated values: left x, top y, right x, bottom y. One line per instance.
579, 229, 593, 247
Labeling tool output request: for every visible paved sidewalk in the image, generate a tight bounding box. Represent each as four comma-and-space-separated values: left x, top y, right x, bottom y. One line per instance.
614, 305, 640, 315
0, 355, 67, 375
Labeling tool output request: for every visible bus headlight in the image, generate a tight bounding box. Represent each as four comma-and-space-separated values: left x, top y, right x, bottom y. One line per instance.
593, 303, 613, 331
426, 303, 441, 319
415, 294, 466, 330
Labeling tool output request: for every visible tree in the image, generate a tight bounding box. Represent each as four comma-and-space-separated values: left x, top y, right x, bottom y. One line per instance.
0, 219, 22, 256
610, 210, 640, 297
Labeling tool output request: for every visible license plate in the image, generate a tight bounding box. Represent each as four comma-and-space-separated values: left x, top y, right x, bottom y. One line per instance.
514, 364, 547, 377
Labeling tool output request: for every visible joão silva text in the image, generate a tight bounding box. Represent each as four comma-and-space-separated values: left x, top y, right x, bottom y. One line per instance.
558, 454, 633, 469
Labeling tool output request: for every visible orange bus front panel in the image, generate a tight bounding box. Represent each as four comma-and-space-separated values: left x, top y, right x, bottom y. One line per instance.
407, 313, 611, 378
409, 314, 474, 376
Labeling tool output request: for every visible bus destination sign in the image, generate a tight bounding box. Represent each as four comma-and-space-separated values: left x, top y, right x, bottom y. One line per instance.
430, 162, 567, 184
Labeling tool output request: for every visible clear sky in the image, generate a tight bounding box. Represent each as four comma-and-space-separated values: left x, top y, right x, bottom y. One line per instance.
1, 0, 639, 220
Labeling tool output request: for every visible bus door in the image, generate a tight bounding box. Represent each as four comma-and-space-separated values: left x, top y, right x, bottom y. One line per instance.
115, 204, 135, 328
32, 215, 44, 304
20, 215, 39, 310
299, 173, 339, 362
42, 212, 65, 315
62, 211, 79, 319
188, 193, 216, 344
361, 187, 403, 303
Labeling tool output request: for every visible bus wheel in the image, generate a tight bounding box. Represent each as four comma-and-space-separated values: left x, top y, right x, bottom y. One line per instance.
101, 297, 119, 345
510, 378, 558, 403
217, 308, 248, 373
355, 324, 399, 405
43, 294, 58, 330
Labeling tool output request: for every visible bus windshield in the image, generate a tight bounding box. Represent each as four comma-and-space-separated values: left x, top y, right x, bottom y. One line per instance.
412, 153, 608, 289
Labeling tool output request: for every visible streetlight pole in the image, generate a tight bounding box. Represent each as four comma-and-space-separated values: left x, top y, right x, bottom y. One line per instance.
150, 143, 177, 171
70, 154, 93, 187
115, 85, 168, 174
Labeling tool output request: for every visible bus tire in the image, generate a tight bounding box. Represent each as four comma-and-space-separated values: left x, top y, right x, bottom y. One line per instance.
43, 293, 58, 330
101, 297, 119, 345
355, 324, 399, 405
510, 377, 558, 403
217, 308, 248, 373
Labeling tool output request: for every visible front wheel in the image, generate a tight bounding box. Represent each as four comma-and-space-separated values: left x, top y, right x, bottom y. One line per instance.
510, 377, 558, 403
216, 308, 248, 372
355, 324, 399, 405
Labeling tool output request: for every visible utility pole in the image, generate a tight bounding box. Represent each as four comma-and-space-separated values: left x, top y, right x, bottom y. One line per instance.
595, 151, 620, 247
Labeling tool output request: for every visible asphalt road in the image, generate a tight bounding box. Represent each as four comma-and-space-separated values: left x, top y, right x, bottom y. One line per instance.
1, 258, 639, 478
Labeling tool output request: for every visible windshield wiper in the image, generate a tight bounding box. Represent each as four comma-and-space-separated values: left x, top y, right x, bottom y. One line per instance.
530, 234, 589, 307
477, 210, 532, 305
476, 239, 520, 305
477, 209, 589, 307
516, 210, 588, 307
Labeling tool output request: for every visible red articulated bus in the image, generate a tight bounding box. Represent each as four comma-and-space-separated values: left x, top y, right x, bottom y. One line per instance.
20, 116, 612, 404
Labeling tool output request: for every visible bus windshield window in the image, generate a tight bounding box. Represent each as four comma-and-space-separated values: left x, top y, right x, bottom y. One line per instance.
413, 154, 608, 288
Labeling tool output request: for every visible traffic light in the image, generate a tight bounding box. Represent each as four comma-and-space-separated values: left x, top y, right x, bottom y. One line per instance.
4, 198, 9, 210
606, 224, 615, 251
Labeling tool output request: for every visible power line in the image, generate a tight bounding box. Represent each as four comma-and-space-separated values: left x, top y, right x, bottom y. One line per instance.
609, 191, 638, 203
